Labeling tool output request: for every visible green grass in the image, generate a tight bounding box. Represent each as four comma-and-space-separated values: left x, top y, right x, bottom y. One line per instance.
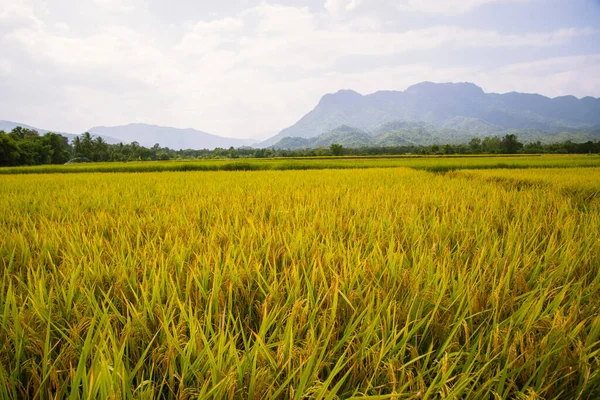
1, 154, 599, 175
1, 167, 599, 398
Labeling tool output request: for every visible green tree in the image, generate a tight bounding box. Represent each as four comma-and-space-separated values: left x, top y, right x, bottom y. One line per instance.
430, 144, 442, 154
41, 133, 71, 164
482, 137, 501, 154
0, 132, 22, 166
73, 132, 94, 159
72, 136, 82, 157
500, 134, 523, 154
330, 143, 344, 156
92, 136, 109, 161
130, 141, 141, 160
468, 138, 482, 153
9, 126, 39, 140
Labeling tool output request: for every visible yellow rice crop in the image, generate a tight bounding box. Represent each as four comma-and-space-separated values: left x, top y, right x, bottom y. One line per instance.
0, 167, 599, 398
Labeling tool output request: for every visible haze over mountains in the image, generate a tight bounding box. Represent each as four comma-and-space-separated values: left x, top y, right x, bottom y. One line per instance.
263, 82, 600, 148
0, 121, 255, 150
88, 124, 256, 150
3, 82, 600, 151
0, 120, 120, 144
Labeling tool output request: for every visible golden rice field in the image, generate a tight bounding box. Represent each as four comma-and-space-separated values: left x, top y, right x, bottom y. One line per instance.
1, 165, 599, 399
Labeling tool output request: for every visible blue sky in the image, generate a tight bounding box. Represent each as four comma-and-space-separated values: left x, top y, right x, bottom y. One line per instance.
1, 0, 599, 138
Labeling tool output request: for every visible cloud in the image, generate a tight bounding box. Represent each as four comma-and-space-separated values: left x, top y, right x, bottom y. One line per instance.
0, 0, 597, 138
188, 17, 244, 35
247, 3, 315, 34
178, 17, 244, 55
393, 0, 531, 15
0, 0, 44, 31
205, 12, 594, 71
324, 0, 527, 16
0, 60, 11, 76
325, 0, 361, 15
92, 0, 136, 13
475, 55, 600, 98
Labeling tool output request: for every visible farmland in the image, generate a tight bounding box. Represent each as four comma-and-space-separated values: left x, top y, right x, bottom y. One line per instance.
1, 158, 599, 398
1, 154, 600, 175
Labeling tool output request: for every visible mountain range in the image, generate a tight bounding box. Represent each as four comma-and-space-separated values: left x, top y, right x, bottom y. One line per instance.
3, 82, 600, 150
0, 120, 121, 144
88, 124, 256, 150
0, 121, 255, 150
262, 82, 600, 148
271, 123, 600, 149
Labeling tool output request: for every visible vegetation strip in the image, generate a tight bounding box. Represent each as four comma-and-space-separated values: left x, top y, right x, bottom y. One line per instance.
1, 155, 600, 175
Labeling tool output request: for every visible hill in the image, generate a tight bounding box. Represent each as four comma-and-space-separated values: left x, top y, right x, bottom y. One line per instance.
272, 122, 600, 149
88, 124, 256, 150
0, 120, 120, 144
261, 82, 600, 147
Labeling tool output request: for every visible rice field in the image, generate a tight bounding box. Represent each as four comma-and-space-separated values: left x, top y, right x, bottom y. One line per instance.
0, 164, 599, 398
1, 154, 600, 175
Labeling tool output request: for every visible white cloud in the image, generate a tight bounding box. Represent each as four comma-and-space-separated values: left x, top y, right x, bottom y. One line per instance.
0, 0, 597, 138
475, 55, 600, 98
395, 0, 525, 15
178, 17, 244, 55
189, 17, 244, 35
0, 60, 11, 76
324, 0, 527, 16
92, 0, 136, 13
224, 22, 594, 71
0, 0, 44, 31
325, 0, 361, 15
53, 22, 70, 33
248, 3, 315, 34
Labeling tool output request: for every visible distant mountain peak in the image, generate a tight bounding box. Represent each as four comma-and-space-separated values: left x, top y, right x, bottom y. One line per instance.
88, 123, 255, 150
318, 89, 363, 107
405, 81, 485, 97
260, 81, 600, 147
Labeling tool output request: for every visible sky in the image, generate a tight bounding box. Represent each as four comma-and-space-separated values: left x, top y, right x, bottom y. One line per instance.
1, 0, 599, 139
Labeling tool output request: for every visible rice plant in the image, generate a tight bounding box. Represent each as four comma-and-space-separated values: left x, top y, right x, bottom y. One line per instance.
1, 154, 599, 175
0, 167, 598, 398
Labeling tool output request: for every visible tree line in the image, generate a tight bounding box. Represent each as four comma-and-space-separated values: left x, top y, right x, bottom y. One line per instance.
275, 135, 600, 157
1, 128, 599, 167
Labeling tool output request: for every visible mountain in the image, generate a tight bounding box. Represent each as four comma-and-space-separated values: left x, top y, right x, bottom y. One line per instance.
261, 82, 600, 147
2, 120, 257, 150
272, 125, 374, 149
312, 125, 373, 148
272, 121, 600, 150
88, 123, 256, 150
0, 120, 120, 144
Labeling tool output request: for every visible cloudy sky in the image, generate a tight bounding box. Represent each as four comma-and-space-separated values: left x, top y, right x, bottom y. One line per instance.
1, 0, 599, 138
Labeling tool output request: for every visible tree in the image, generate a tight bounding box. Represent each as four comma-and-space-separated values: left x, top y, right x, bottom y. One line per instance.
130, 141, 141, 160
92, 136, 109, 161
430, 144, 442, 154
0, 132, 21, 166
443, 144, 454, 154
482, 137, 501, 154
330, 143, 344, 156
41, 133, 71, 164
72, 136, 81, 156
468, 138, 482, 153
500, 134, 523, 154
73, 132, 94, 159
9, 126, 39, 140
